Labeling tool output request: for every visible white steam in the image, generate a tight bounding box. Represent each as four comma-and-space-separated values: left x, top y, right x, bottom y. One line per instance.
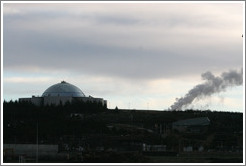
170, 68, 243, 110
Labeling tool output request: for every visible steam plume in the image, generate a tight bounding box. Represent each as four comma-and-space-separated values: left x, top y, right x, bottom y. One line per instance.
170, 68, 243, 110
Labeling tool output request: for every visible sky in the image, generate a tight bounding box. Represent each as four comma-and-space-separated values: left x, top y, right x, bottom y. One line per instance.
2, 2, 244, 112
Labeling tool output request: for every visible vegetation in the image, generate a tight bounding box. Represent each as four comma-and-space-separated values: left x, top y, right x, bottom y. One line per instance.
3, 100, 243, 163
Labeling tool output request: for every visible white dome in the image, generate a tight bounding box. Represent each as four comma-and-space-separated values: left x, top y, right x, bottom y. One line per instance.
42, 81, 85, 97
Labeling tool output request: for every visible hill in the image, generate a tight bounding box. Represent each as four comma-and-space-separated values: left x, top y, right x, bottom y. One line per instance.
3, 100, 243, 163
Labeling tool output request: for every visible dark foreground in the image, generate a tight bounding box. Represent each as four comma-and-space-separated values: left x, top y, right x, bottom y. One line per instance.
3, 101, 243, 163
4, 152, 243, 163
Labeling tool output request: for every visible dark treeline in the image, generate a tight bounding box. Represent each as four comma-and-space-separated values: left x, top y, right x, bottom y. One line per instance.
3, 100, 243, 153
3, 100, 107, 144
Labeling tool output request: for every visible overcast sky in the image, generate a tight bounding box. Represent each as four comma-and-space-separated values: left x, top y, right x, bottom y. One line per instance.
2, 2, 244, 111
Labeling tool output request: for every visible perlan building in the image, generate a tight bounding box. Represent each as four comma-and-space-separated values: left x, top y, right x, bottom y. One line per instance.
19, 81, 107, 107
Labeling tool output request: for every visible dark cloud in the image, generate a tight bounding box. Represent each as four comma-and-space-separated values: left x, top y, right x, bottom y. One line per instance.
3, 3, 243, 81
4, 26, 242, 80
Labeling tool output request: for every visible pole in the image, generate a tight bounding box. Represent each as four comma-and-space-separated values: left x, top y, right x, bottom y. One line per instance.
36, 121, 39, 163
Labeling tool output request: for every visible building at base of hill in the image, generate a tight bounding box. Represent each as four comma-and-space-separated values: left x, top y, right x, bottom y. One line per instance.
19, 81, 107, 107
172, 117, 210, 133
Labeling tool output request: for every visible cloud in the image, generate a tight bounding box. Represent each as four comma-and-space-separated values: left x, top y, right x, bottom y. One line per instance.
2, 2, 244, 111
3, 26, 242, 80
4, 77, 51, 83
3, 3, 243, 77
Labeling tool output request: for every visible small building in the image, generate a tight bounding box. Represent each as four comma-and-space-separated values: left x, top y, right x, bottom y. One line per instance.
143, 144, 167, 152
172, 117, 210, 133
19, 81, 107, 107
183, 146, 193, 152
3, 144, 59, 161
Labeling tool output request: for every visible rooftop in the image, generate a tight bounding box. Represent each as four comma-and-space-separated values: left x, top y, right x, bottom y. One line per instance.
172, 117, 210, 126
42, 81, 85, 97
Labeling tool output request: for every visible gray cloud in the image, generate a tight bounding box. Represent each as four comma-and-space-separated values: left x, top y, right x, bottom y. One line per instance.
3, 3, 243, 81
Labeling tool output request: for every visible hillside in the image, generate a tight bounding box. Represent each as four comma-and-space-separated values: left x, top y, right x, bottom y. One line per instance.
3, 100, 243, 163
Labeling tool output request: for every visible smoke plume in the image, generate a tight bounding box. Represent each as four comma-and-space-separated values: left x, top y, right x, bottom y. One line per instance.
170, 68, 243, 110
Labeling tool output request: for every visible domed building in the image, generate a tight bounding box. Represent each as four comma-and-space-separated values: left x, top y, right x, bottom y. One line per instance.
19, 81, 107, 107
42, 81, 86, 97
